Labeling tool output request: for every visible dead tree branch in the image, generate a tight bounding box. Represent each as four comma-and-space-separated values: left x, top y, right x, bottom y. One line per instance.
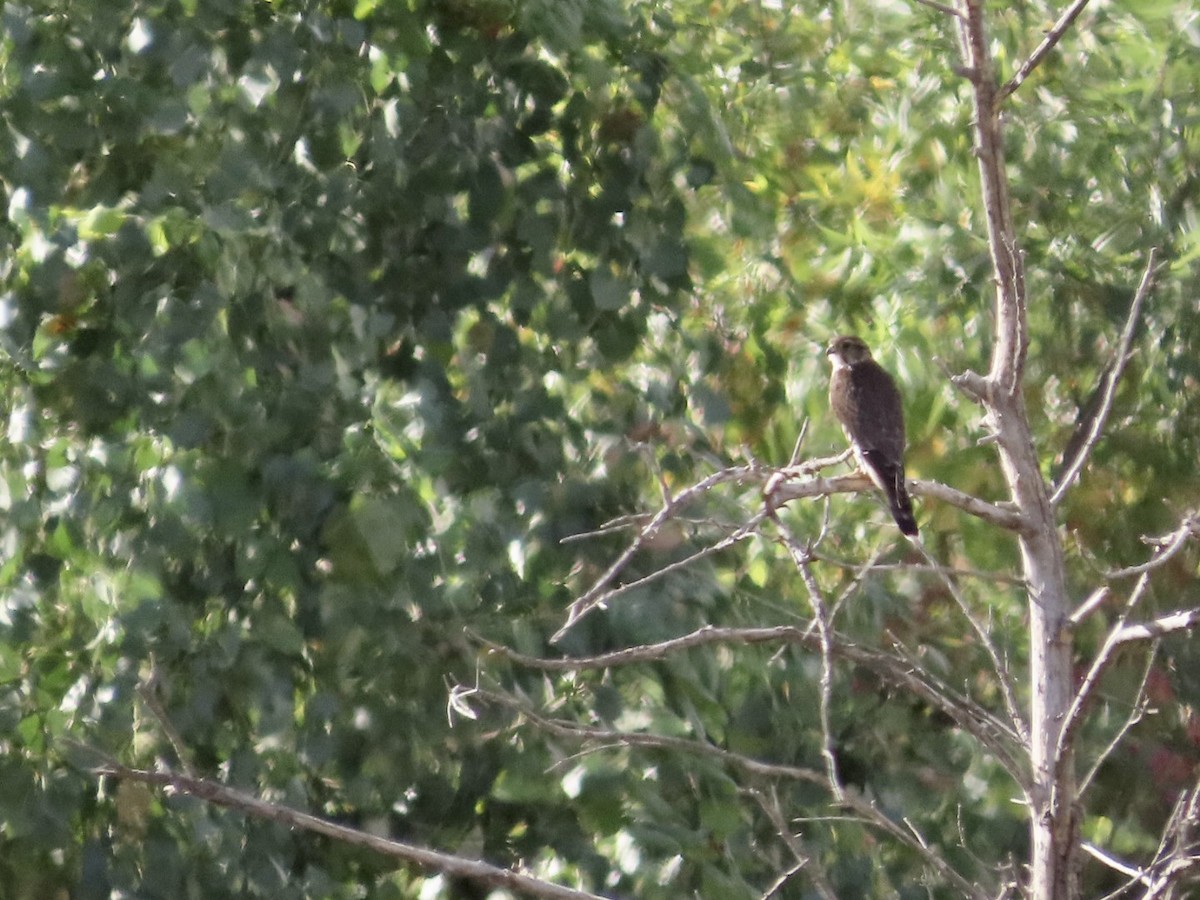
553, 463, 768, 642
92, 762, 608, 900
768, 472, 1027, 531
997, 0, 1094, 104
1054, 571, 1155, 793
471, 627, 1029, 789
911, 0, 963, 19
748, 786, 839, 900
1105, 513, 1200, 580
554, 461, 1026, 643
774, 519, 844, 798
912, 539, 1029, 744
1139, 783, 1200, 898
1051, 250, 1159, 505
473, 689, 992, 899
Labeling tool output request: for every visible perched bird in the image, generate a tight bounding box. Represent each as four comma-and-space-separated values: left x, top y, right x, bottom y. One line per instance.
826, 335, 918, 536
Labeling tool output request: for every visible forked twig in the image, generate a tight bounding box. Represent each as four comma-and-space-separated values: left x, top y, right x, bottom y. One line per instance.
1105, 513, 1200, 580
748, 786, 839, 900
997, 0, 1094, 104
553, 463, 766, 642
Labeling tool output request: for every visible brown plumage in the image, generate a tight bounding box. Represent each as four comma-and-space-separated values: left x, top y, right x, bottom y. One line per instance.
826, 335, 918, 537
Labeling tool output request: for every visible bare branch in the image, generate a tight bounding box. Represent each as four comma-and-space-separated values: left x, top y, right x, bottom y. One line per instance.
949, 367, 989, 403
471, 626, 1029, 789
1068, 585, 1111, 628
997, 0, 1093, 105
1112, 608, 1200, 644
769, 471, 1027, 532
910, 478, 1027, 532
554, 509, 768, 642
1051, 249, 1159, 505
911, 0, 964, 20
1105, 513, 1200, 580
555, 460, 1027, 642
136, 670, 195, 776
476, 687, 827, 785
552, 461, 769, 642
92, 762, 608, 900
749, 787, 839, 900
759, 859, 809, 900
763, 450, 852, 501
475, 690, 991, 900
837, 796, 991, 900
1082, 841, 1150, 888
827, 541, 892, 622
774, 519, 844, 798
1140, 784, 1200, 898
559, 514, 649, 543
1078, 643, 1156, 798
912, 539, 1030, 744
810, 549, 1024, 585
1054, 571, 1155, 784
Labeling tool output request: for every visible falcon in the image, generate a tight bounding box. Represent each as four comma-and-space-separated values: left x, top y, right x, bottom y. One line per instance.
826, 335, 918, 536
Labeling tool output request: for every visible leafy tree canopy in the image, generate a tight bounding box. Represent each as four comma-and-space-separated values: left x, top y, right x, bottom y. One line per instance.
0, 0, 1198, 896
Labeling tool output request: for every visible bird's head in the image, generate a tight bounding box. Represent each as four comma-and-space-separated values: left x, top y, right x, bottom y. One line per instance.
825, 335, 873, 369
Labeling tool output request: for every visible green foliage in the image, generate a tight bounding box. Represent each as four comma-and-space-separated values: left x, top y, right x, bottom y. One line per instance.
0, 0, 1197, 897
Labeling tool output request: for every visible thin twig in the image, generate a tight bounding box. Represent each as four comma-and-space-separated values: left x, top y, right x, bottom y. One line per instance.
809, 549, 1025, 585
911, 0, 964, 19
559, 514, 651, 543
828, 541, 891, 623
1105, 513, 1200, 580
759, 859, 808, 900
470, 626, 1029, 789
1138, 783, 1200, 898
748, 787, 838, 900
1053, 571, 1154, 787
553, 463, 766, 642
1068, 586, 1111, 628
93, 762, 609, 900
787, 419, 811, 467
775, 520, 844, 799
476, 688, 828, 785
1078, 642, 1157, 797
475, 689, 990, 899
555, 509, 767, 641
912, 539, 1030, 744
136, 670, 195, 776
997, 0, 1094, 104
1083, 840, 1151, 888
1051, 249, 1159, 505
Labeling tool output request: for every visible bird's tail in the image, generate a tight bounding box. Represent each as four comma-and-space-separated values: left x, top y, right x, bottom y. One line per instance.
887, 470, 919, 537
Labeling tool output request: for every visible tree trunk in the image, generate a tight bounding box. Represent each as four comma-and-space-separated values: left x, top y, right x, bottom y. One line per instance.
958, 2, 1078, 895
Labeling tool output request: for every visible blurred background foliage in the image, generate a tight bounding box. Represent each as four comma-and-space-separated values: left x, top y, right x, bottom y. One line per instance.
0, 0, 1197, 896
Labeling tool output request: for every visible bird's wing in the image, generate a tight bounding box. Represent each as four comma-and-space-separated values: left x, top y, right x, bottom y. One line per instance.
831, 361, 907, 461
